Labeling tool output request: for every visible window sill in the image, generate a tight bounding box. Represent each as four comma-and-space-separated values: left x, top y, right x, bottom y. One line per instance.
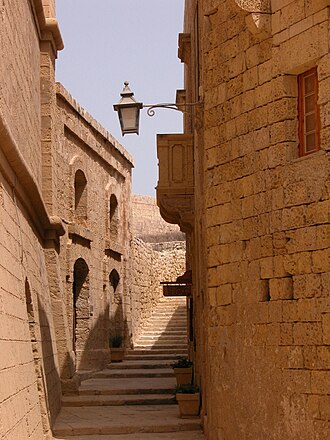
291, 148, 325, 164
68, 223, 93, 243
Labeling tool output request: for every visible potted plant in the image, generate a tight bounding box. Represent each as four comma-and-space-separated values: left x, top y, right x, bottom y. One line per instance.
172, 357, 193, 385
110, 335, 124, 362
175, 384, 200, 418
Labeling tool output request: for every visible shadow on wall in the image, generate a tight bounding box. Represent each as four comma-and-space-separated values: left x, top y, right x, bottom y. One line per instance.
108, 269, 130, 347
37, 297, 62, 428
61, 265, 130, 376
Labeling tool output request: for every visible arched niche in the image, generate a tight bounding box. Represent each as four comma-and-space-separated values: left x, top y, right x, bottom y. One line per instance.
74, 170, 88, 224
109, 194, 119, 241
72, 258, 89, 352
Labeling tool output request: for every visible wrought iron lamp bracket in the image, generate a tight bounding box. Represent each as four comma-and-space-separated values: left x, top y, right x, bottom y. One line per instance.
144, 102, 201, 117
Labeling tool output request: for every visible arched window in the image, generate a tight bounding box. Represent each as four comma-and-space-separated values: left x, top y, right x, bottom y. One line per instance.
109, 194, 119, 240
109, 269, 120, 292
74, 170, 87, 224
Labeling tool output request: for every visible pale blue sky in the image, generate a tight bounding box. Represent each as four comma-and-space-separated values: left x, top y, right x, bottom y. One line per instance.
56, 0, 184, 196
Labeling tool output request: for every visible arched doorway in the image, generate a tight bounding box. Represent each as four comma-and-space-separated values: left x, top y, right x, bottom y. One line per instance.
72, 258, 89, 353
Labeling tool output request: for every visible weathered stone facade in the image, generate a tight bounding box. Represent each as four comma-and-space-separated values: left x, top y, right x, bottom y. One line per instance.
0, 1, 134, 438
156, 0, 330, 439
54, 84, 133, 373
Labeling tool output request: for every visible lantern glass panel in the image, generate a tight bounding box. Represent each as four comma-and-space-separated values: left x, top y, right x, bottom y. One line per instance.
121, 107, 138, 133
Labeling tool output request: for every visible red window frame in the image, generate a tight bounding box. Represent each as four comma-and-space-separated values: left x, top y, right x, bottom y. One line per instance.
298, 67, 320, 156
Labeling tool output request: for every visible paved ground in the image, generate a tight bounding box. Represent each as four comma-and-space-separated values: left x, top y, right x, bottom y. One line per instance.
53, 405, 202, 437
54, 432, 205, 440
53, 298, 205, 440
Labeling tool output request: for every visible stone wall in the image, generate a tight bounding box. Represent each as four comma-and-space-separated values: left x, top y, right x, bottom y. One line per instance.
0, 2, 134, 438
0, 1, 60, 438
130, 239, 186, 345
132, 194, 185, 243
130, 195, 186, 344
54, 84, 133, 372
180, 1, 330, 439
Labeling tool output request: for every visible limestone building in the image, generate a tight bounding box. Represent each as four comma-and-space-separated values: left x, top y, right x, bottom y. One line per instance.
0, 1, 134, 438
156, 0, 330, 439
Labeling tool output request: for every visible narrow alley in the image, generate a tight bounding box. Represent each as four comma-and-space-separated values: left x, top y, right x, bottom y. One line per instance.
53, 298, 205, 439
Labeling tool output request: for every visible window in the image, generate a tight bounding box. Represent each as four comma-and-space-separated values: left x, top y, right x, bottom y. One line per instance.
109, 194, 119, 240
74, 170, 87, 223
298, 68, 320, 156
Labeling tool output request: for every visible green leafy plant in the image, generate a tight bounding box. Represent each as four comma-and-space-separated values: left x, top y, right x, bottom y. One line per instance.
110, 335, 123, 348
175, 384, 199, 394
172, 357, 193, 369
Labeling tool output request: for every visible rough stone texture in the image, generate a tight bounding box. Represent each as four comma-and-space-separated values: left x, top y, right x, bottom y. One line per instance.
132, 195, 185, 243
0, 1, 133, 438
162, 1, 330, 439
0, 2, 57, 439
130, 195, 186, 345
54, 84, 133, 373
130, 238, 186, 345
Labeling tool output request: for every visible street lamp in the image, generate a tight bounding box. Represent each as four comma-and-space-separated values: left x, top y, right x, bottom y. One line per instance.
113, 82, 143, 135
114, 82, 197, 136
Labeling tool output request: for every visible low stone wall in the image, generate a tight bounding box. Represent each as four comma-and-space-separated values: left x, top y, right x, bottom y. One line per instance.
130, 238, 186, 345
132, 194, 185, 243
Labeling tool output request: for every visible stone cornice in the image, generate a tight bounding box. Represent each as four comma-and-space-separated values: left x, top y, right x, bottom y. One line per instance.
29, 0, 64, 51
0, 114, 65, 243
178, 33, 191, 64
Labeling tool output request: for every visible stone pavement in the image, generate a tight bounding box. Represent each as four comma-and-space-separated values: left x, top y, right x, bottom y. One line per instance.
53, 298, 205, 439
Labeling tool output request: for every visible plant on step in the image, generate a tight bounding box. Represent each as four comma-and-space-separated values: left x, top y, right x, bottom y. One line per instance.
110, 335, 123, 348
173, 357, 193, 386
175, 384, 200, 418
172, 357, 192, 369
175, 384, 199, 394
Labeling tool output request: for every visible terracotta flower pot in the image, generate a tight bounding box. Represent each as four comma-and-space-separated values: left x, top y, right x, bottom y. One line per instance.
176, 392, 200, 418
173, 367, 193, 385
110, 347, 125, 362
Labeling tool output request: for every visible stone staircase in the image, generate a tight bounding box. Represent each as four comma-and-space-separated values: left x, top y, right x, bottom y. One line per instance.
53, 297, 204, 439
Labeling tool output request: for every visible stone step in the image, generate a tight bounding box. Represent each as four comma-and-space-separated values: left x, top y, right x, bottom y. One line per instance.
107, 360, 177, 370
145, 323, 187, 328
62, 393, 176, 407
133, 344, 187, 350
136, 339, 187, 345
53, 405, 201, 437
148, 315, 187, 319
78, 377, 176, 396
138, 330, 187, 335
55, 431, 205, 440
124, 353, 186, 361
151, 316, 186, 320
139, 336, 186, 342
126, 349, 186, 356
93, 368, 173, 379
131, 349, 187, 356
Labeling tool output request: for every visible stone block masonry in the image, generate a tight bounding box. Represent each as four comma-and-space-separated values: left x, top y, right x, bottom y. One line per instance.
179, 0, 330, 439
132, 194, 185, 243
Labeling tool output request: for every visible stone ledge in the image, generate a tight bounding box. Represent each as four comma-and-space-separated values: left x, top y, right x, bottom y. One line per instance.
105, 239, 124, 256
68, 223, 93, 243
